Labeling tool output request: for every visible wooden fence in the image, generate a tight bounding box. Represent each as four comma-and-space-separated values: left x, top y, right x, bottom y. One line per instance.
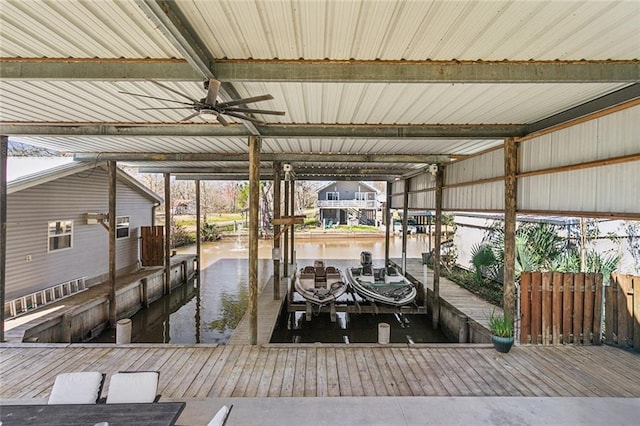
141, 225, 164, 266
520, 272, 603, 345
605, 274, 639, 350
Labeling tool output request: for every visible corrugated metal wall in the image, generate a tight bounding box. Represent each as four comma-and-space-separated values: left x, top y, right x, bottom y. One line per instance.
519, 105, 640, 214
392, 105, 639, 216
6, 168, 155, 300
407, 172, 435, 210
444, 148, 505, 211
390, 180, 405, 210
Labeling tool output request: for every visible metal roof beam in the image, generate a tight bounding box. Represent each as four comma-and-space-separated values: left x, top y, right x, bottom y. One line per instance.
173, 173, 397, 182
0, 59, 199, 81
215, 60, 640, 83
75, 153, 450, 164
2, 59, 638, 83
139, 166, 409, 175
1, 123, 524, 138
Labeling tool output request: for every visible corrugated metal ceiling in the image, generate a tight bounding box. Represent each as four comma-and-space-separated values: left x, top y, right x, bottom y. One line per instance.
177, 0, 639, 61
0, 80, 629, 125
0, 0, 179, 58
1, 0, 638, 181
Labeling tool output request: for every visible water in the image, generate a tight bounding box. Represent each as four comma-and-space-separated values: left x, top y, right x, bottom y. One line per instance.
93, 234, 451, 344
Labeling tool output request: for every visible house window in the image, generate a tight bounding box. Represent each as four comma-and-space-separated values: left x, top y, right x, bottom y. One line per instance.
48, 220, 73, 252
116, 216, 130, 239
355, 192, 368, 201
326, 192, 339, 201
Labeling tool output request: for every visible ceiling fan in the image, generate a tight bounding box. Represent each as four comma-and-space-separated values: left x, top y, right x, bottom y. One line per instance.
119, 79, 285, 126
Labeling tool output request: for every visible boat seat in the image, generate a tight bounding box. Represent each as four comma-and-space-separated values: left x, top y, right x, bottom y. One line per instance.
314, 266, 326, 287
325, 266, 337, 274
362, 266, 373, 276
303, 266, 315, 274
386, 266, 400, 276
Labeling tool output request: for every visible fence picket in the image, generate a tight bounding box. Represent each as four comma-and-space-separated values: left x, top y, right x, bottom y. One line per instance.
552, 272, 563, 345
520, 272, 531, 344
583, 274, 595, 345
593, 274, 603, 344
531, 273, 542, 345
573, 274, 585, 345
605, 283, 615, 343
562, 274, 574, 344
617, 275, 630, 347
541, 272, 552, 345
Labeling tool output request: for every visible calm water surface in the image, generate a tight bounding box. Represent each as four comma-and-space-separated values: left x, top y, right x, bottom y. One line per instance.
93, 234, 450, 344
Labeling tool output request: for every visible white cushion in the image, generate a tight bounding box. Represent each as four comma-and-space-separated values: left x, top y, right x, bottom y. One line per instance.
207, 405, 229, 426
106, 372, 158, 404
48, 371, 103, 404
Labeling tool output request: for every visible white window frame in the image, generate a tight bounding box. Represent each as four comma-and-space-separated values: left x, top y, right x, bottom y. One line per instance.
116, 216, 130, 239
48, 220, 73, 252
326, 192, 339, 201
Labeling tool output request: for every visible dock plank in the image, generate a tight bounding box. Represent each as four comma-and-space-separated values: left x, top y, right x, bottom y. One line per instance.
1, 344, 639, 399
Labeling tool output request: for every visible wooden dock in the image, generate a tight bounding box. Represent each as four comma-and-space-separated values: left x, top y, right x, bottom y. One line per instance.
399, 257, 502, 329
1, 344, 639, 399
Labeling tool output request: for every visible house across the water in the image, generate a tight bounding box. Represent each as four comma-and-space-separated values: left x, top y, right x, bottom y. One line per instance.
4, 157, 162, 318
316, 181, 380, 227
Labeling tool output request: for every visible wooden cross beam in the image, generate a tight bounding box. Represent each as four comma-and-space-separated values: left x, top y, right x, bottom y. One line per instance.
273, 215, 305, 239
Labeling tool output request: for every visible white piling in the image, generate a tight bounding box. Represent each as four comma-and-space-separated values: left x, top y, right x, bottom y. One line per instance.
116, 318, 132, 344
378, 322, 390, 344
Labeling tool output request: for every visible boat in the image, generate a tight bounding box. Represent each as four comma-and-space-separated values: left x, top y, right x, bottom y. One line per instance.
346, 251, 417, 306
294, 260, 348, 306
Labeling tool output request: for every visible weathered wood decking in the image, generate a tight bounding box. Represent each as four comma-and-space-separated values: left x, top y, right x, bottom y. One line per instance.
1, 344, 639, 400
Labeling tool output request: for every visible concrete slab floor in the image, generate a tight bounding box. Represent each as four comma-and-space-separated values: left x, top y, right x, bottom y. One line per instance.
170, 396, 640, 426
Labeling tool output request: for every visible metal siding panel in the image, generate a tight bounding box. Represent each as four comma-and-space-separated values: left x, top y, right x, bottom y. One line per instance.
5, 168, 154, 300
521, 105, 640, 173
444, 181, 504, 211
446, 148, 504, 185
519, 162, 640, 214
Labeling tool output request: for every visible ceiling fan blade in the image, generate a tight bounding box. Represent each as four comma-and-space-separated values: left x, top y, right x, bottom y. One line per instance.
223, 111, 265, 124
217, 94, 274, 108
224, 107, 285, 116
146, 79, 198, 103
180, 111, 201, 122
118, 91, 193, 106
139, 107, 194, 110
216, 114, 230, 126
205, 79, 221, 106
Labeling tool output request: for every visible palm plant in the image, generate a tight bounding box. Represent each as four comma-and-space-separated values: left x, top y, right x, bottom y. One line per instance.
470, 244, 496, 282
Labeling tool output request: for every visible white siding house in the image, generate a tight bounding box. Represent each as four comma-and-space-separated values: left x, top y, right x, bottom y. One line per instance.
6, 158, 162, 302
317, 181, 380, 226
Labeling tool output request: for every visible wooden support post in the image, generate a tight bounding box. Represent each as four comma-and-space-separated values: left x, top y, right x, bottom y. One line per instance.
273, 162, 281, 300
283, 180, 289, 277
402, 179, 409, 273
504, 137, 518, 320
164, 173, 171, 295
384, 181, 392, 267
290, 178, 296, 268
0, 135, 7, 342
195, 180, 201, 274
248, 135, 261, 345
141, 277, 149, 308
433, 167, 443, 329
108, 161, 117, 327
61, 312, 73, 343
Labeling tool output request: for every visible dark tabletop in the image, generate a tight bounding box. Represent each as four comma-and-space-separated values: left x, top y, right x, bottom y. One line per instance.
0, 402, 185, 426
